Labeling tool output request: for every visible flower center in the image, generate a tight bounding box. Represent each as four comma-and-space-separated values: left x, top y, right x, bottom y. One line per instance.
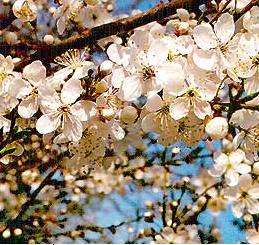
252, 54, 259, 67
157, 105, 170, 115
59, 106, 70, 113
220, 44, 228, 54
0, 72, 8, 83
17, 0, 35, 20
188, 90, 195, 97
167, 51, 177, 62
178, 122, 186, 133
142, 66, 155, 81
241, 191, 248, 198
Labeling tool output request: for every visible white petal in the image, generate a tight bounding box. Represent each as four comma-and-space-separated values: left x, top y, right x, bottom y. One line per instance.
61, 78, 83, 105
193, 23, 218, 50
230, 109, 259, 129
247, 199, 259, 215
224, 187, 240, 201
233, 132, 245, 148
147, 39, 168, 66
57, 16, 66, 35
53, 133, 69, 144
208, 164, 226, 177
248, 187, 259, 199
156, 63, 187, 96
225, 169, 239, 186
177, 35, 194, 55
111, 67, 125, 88
121, 75, 142, 101
38, 85, 62, 113
214, 13, 235, 44
23, 61, 46, 85
192, 48, 217, 71
128, 30, 152, 50
235, 163, 251, 174
145, 94, 163, 112
239, 174, 252, 192
177, 8, 190, 22
0, 115, 11, 133
110, 122, 125, 141
70, 100, 97, 121
62, 113, 83, 142
52, 67, 73, 81
72, 61, 95, 79
36, 112, 62, 134
214, 152, 229, 166
229, 149, 246, 165
141, 112, 160, 133
193, 97, 212, 119
107, 44, 130, 66
8, 78, 32, 99
18, 94, 38, 118
169, 96, 190, 120
243, 6, 259, 34
232, 201, 245, 218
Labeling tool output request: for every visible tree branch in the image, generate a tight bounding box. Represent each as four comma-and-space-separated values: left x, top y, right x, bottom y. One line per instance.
1, 0, 206, 64
233, 0, 259, 21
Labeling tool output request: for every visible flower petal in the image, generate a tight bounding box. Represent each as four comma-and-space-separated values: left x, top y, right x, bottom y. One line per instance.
62, 113, 83, 142
70, 100, 97, 121
18, 94, 38, 118
193, 23, 218, 50
8, 78, 32, 99
239, 174, 252, 192
193, 97, 212, 119
247, 199, 259, 215
0, 115, 11, 133
121, 75, 142, 101
145, 93, 163, 112
38, 85, 62, 113
169, 96, 190, 120
229, 149, 246, 165
36, 112, 62, 134
192, 48, 217, 71
232, 201, 245, 218
107, 43, 130, 67
72, 61, 95, 79
61, 78, 83, 105
248, 187, 259, 199
157, 63, 187, 96
225, 169, 239, 186
141, 112, 161, 133
235, 163, 251, 174
23, 61, 46, 85
214, 13, 235, 44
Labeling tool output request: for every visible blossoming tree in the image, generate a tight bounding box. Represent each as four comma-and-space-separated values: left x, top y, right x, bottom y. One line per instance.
0, 0, 259, 243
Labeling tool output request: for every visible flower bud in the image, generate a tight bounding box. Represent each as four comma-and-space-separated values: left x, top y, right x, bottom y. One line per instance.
120, 106, 138, 124
4, 32, 18, 44
43, 34, 54, 44
12, 0, 37, 22
2, 229, 11, 239
95, 80, 108, 93
176, 8, 189, 22
205, 117, 228, 140
100, 60, 113, 74
101, 108, 115, 120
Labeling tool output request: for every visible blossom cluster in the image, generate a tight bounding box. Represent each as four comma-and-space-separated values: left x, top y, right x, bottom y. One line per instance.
0, 0, 259, 243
